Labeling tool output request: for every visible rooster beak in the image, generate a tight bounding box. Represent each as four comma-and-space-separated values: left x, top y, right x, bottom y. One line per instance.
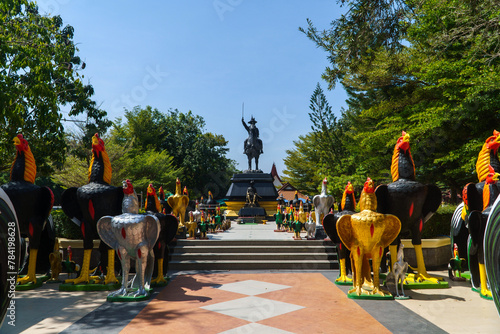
13, 136, 20, 146
493, 173, 500, 182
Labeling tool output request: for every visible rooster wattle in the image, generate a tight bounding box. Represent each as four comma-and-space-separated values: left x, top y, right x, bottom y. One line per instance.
61, 133, 123, 285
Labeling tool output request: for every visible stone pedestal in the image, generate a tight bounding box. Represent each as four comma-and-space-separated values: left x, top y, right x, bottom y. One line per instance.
225, 173, 278, 218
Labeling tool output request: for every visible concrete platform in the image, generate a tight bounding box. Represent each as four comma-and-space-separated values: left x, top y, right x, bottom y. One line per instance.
3, 221, 500, 333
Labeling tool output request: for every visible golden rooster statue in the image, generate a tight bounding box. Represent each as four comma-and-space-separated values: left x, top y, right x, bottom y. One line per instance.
167, 178, 189, 230
337, 178, 401, 298
1, 134, 54, 286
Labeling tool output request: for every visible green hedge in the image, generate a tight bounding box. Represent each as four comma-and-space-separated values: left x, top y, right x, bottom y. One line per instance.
51, 209, 83, 239
421, 204, 456, 239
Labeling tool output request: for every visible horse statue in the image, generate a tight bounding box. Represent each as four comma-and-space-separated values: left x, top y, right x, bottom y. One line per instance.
242, 116, 263, 172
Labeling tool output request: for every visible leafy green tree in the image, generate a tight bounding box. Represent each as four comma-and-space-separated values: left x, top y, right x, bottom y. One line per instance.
0, 0, 107, 174
298, 0, 500, 201
108, 106, 236, 198
282, 133, 323, 196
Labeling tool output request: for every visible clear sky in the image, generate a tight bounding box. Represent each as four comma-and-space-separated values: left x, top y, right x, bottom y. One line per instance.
41, 1, 348, 176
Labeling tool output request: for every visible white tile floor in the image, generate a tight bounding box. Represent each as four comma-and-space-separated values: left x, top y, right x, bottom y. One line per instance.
201, 279, 304, 323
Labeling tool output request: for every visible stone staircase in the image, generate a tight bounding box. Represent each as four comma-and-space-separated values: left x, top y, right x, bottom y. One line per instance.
167, 239, 338, 271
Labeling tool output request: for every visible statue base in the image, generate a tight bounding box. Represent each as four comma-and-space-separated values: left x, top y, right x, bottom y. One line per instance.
225, 172, 278, 217
238, 206, 267, 217
315, 225, 328, 240
243, 169, 263, 174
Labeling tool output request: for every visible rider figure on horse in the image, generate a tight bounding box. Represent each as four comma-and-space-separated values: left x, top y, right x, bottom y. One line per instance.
242, 116, 263, 171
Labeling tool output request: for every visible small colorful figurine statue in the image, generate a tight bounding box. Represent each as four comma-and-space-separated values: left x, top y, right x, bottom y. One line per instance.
298, 201, 307, 224
293, 212, 302, 240
208, 215, 216, 233
222, 210, 231, 231
48, 238, 63, 281
167, 178, 189, 231
448, 243, 467, 281
274, 205, 284, 232
186, 212, 198, 239
97, 180, 160, 301
337, 178, 401, 298
283, 207, 291, 232
191, 200, 202, 223
199, 215, 208, 239
304, 212, 316, 240
63, 246, 80, 278
214, 207, 223, 231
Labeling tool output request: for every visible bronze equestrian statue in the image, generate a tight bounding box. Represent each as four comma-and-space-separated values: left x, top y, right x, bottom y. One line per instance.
242, 116, 263, 172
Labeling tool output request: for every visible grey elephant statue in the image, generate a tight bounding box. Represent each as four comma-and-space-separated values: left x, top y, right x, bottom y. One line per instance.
97, 180, 160, 301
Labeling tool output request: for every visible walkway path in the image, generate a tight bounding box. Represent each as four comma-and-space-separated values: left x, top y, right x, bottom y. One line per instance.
3, 221, 500, 333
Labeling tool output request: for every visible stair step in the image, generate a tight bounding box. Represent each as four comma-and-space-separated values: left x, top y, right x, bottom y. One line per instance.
167, 239, 339, 271
168, 260, 338, 270
170, 252, 338, 261
172, 245, 336, 254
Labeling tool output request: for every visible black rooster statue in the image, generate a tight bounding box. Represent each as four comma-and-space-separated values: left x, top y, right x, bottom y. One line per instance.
484, 194, 500, 314
451, 130, 500, 271
144, 184, 178, 285
375, 131, 442, 285
323, 181, 355, 284
61, 133, 123, 286
0, 188, 20, 328
1, 134, 54, 286
464, 165, 499, 299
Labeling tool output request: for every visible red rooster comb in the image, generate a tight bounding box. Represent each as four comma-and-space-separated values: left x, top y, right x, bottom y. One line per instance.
13, 134, 29, 152
363, 178, 375, 193
147, 184, 156, 195
396, 131, 410, 151
486, 130, 500, 151
122, 179, 134, 195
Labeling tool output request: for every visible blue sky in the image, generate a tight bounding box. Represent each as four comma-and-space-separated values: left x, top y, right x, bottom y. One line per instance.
40, 1, 348, 175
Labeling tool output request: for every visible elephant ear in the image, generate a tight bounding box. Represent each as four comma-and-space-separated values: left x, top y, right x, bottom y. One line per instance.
380, 214, 402, 248
325, 196, 335, 211
336, 215, 353, 250
97, 216, 119, 249
312, 195, 321, 208
144, 215, 160, 248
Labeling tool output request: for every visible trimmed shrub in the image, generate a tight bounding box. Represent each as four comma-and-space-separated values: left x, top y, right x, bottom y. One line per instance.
52, 209, 82, 239
421, 204, 456, 239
